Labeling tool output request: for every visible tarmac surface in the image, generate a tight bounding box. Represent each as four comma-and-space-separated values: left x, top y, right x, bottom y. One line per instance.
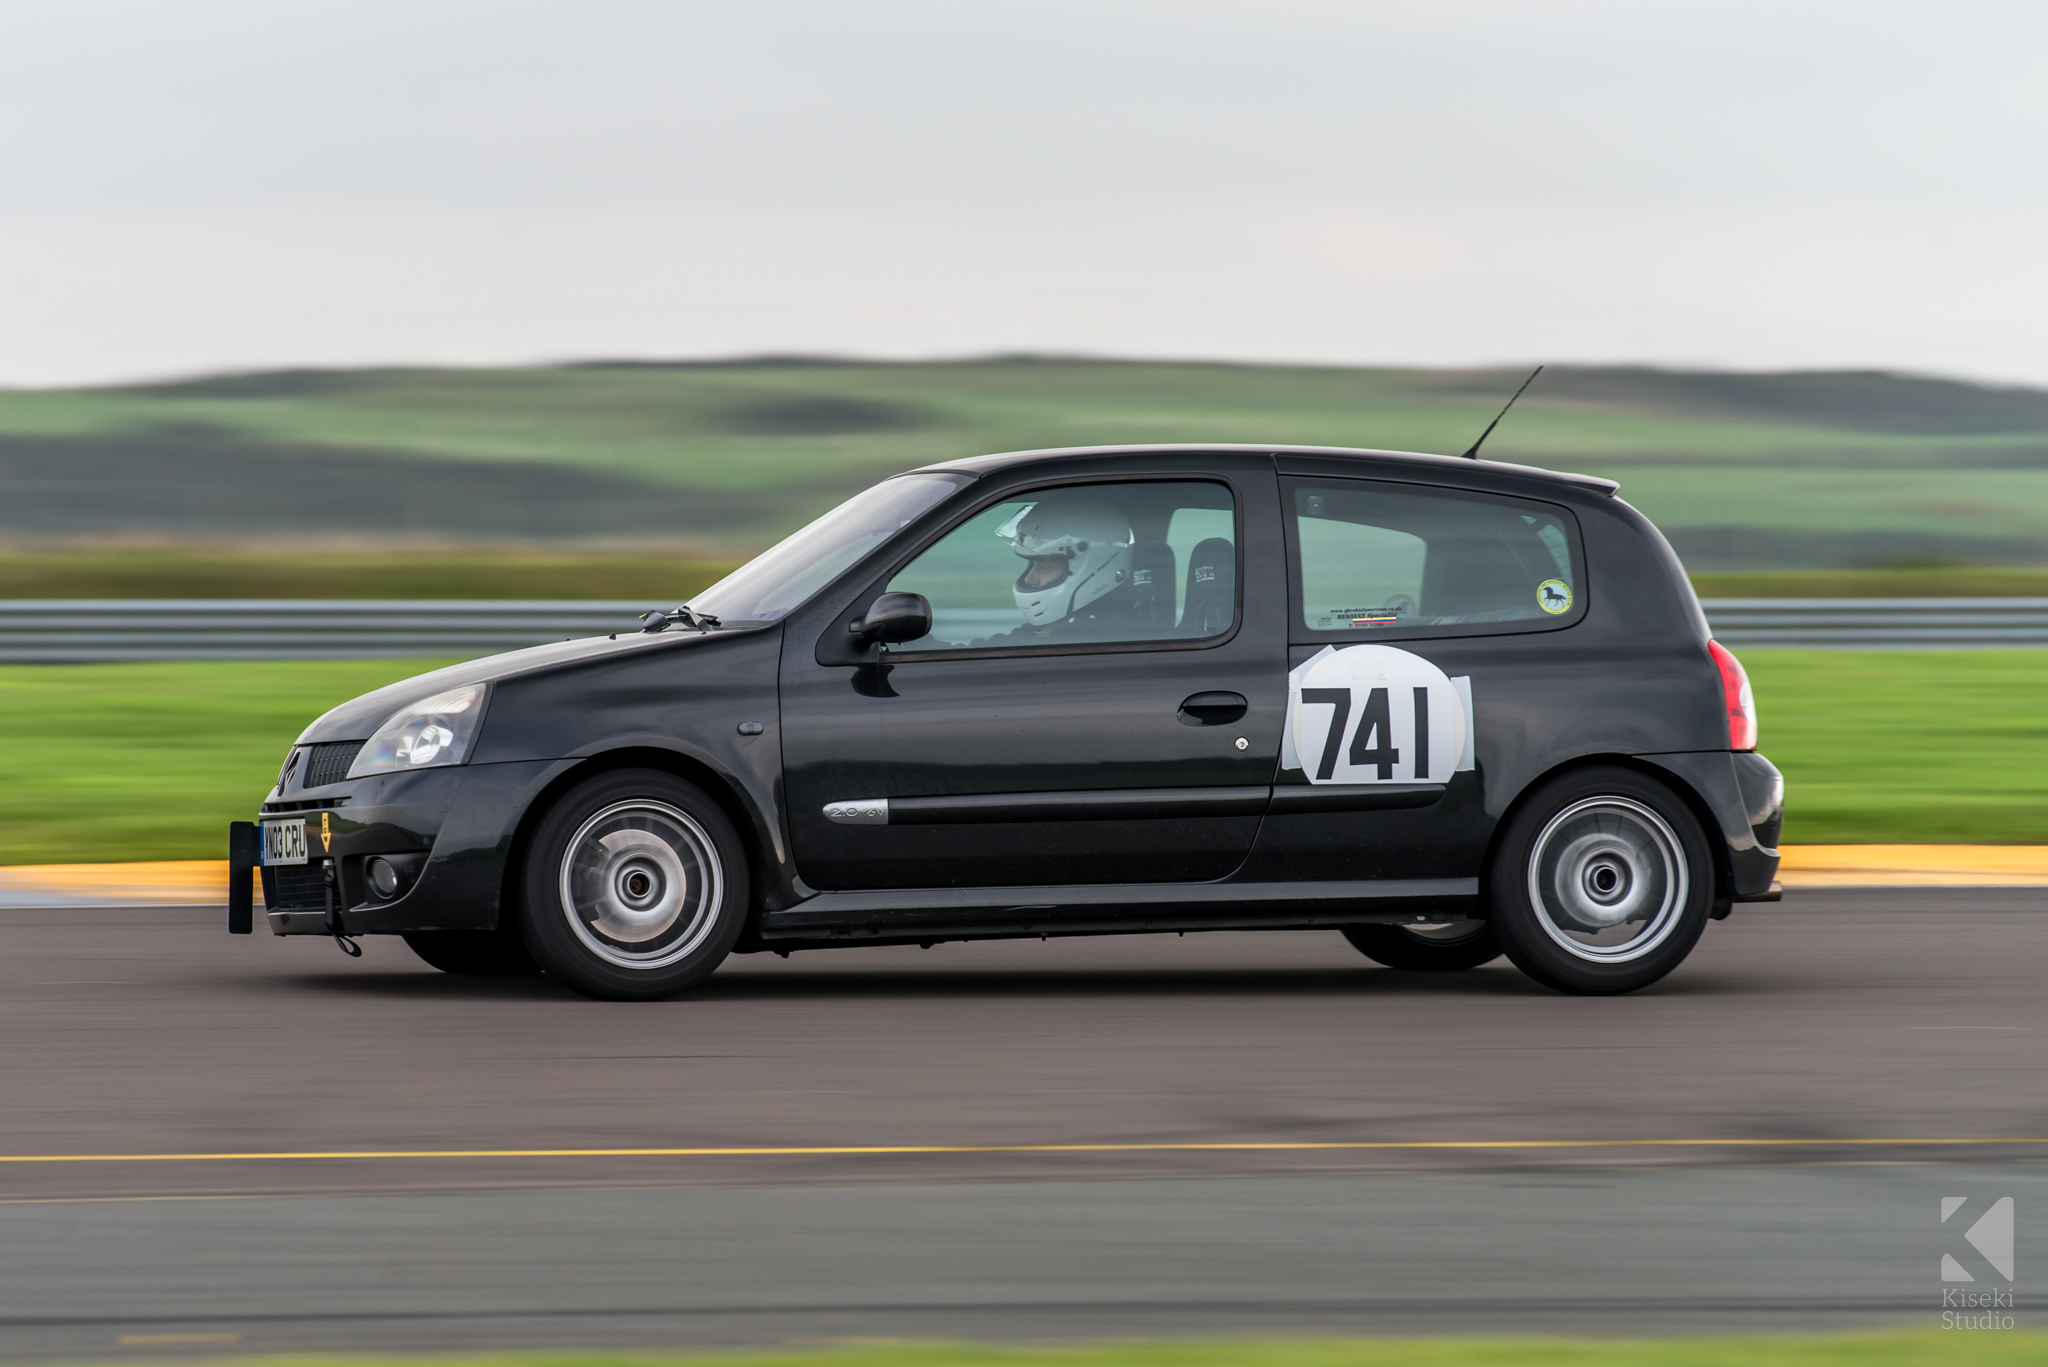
2, 886, 2044, 1351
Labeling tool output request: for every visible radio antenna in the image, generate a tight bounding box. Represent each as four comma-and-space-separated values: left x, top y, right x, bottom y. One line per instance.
1459, 365, 1543, 459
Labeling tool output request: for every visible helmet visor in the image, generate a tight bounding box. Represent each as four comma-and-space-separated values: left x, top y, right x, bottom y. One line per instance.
1018, 555, 1071, 591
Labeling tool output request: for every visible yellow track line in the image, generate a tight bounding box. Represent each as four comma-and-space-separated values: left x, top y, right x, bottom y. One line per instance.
1778, 845, 2048, 886
8, 847, 2048, 900
1, 1137, 2045, 1163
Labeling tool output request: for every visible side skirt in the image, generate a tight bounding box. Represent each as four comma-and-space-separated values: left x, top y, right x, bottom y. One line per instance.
756, 877, 1479, 942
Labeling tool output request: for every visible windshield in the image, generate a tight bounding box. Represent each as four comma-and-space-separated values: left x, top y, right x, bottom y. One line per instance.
687, 473, 974, 623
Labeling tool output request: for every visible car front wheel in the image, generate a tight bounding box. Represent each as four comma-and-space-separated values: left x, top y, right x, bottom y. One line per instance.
1487, 766, 1713, 996
517, 769, 749, 1001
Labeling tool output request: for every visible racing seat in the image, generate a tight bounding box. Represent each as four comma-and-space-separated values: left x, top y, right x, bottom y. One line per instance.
1127, 542, 1177, 632
1180, 536, 1235, 636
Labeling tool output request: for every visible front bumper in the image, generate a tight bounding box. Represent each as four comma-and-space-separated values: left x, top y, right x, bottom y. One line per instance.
227, 760, 556, 937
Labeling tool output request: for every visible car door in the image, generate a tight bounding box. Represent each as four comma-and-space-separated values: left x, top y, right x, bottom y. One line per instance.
1235, 471, 1591, 884
779, 463, 1289, 891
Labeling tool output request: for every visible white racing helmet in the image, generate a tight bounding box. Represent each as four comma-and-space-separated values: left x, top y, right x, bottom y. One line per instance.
1008, 494, 1132, 627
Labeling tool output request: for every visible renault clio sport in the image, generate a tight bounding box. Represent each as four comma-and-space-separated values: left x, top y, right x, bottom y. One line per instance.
229, 445, 1784, 998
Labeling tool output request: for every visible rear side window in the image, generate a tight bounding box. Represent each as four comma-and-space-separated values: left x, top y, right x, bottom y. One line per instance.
1286, 478, 1584, 641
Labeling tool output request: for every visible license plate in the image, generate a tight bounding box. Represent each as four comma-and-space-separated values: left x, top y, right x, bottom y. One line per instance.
263, 819, 308, 866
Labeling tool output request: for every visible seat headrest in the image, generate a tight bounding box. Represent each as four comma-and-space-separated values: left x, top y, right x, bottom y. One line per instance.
1128, 542, 1177, 629
1182, 537, 1235, 635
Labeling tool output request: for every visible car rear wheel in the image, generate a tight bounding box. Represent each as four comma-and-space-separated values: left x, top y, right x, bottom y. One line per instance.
1341, 921, 1502, 971
402, 928, 541, 976
1487, 766, 1713, 996
517, 769, 749, 1001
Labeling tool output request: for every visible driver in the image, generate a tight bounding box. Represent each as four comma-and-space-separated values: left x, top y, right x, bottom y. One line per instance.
974, 493, 1141, 645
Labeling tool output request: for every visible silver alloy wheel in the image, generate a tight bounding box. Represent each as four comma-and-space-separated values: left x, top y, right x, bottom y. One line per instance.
1525, 796, 1688, 963
558, 799, 724, 970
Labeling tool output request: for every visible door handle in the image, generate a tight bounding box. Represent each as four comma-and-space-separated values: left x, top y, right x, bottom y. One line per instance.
1178, 691, 1248, 726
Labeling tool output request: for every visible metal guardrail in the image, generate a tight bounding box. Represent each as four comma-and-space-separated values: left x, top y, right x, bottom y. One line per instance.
3, 598, 2048, 661
0, 600, 663, 662
1702, 598, 2048, 649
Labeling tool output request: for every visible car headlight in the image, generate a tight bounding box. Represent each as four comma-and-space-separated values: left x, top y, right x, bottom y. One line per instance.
347, 684, 487, 778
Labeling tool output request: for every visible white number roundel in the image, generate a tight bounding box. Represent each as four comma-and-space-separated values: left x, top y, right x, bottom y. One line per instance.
1285, 645, 1466, 786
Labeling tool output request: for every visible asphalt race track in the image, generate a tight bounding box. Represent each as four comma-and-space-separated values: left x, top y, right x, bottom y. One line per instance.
1, 887, 2043, 1352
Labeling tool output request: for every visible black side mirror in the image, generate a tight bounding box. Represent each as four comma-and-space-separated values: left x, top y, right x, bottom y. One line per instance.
849, 592, 932, 645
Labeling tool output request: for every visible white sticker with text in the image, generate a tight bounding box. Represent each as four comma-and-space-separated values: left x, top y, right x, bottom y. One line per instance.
1281, 645, 1473, 785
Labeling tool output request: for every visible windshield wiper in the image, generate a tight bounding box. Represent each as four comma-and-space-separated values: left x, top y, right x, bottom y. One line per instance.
639, 604, 722, 634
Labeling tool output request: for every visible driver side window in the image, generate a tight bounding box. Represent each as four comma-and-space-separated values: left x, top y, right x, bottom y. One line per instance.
884, 480, 1237, 651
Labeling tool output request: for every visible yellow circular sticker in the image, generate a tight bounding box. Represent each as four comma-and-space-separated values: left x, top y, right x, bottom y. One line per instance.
1536, 579, 1573, 615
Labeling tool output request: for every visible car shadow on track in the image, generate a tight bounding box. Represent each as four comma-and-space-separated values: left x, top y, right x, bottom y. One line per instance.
696, 966, 1764, 1001
265, 963, 1776, 1002
277, 970, 565, 1000
698, 965, 1549, 999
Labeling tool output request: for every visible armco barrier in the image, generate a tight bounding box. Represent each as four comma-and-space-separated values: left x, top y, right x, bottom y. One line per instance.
0, 600, 661, 663
1701, 598, 2048, 648
2, 598, 2047, 662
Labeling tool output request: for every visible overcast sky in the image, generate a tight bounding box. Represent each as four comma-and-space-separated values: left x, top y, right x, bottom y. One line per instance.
4, 0, 2045, 387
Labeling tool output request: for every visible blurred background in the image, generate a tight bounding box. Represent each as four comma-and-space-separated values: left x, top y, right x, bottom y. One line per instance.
8, 0, 2048, 586
3, 6, 2047, 1357
7, 1, 2048, 385
8, 1, 2048, 867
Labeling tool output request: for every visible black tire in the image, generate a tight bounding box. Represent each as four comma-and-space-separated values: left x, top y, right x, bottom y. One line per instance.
516, 769, 749, 1001
1342, 921, 1502, 971
402, 928, 542, 976
1486, 765, 1714, 996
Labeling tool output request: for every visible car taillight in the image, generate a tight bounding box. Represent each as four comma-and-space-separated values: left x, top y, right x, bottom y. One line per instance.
1708, 639, 1757, 751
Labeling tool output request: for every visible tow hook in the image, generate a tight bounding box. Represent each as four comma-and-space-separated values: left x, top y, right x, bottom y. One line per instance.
320, 860, 361, 957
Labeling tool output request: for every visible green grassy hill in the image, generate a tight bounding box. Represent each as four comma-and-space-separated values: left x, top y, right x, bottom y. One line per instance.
6, 359, 2048, 574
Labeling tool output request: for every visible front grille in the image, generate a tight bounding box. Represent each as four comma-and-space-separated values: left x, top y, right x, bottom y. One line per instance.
267, 863, 331, 912
304, 741, 367, 788
260, 796, 350, 815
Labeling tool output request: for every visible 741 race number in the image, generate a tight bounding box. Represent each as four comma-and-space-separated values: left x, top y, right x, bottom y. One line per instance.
1283, 645, 1471, 786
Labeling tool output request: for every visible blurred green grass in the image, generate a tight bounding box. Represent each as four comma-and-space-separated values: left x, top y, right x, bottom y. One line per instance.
1689, 568, 2048, 598
105, 1334, 2048, 1367
7, 361, 2048, 567
0, 550, 737, 601
0, 660, 457, 865
2, 650, 2044, 865
8, 553, 2048, 600
7, 362, 1948, 486
1741, 649, 2048, 843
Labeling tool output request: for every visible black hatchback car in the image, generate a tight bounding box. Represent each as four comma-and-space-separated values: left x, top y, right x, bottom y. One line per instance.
230, 445, 1783, 998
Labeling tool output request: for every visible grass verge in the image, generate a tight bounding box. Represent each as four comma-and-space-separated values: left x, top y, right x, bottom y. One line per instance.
0, 659, 458, 865
1741, 649, 2048, 843
0, 650, 2043, 864
3, 554, 2048, 601
1691, 567, 2048, 598
7, 361, 2048, 565
0, 551, 736, 601
96, 1335, 2048, 1366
